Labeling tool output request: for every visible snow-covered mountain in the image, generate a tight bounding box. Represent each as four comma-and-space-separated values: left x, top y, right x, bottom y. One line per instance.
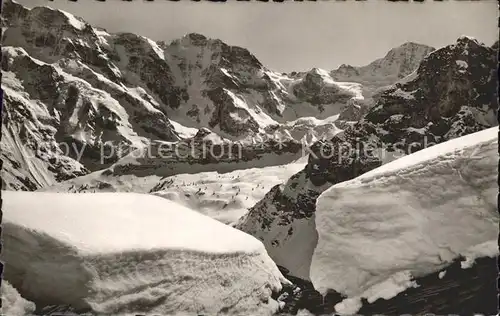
2, 191, 291, 315
236, 35, 498, 280
331, 42, 435, 88
2, 1, 497, 314
330, 41, 436, 115
1, 0, 430, 191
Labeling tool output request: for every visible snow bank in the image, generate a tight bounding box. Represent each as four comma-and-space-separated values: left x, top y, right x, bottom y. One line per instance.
2, 191, 288, 315
1, 281, 36, 316
310, 127, 499, 313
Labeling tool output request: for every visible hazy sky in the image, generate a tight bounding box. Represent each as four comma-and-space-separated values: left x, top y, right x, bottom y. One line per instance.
17, 0, 498, 72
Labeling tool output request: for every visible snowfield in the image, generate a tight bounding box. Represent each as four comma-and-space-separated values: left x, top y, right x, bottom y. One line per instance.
310, 127, 499, 314
2, 191, 289, 315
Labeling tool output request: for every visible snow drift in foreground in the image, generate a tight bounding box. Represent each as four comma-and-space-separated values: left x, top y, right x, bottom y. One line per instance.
2, 191, 289, 315
1, 281, 36, 316
311, 127, 499, 314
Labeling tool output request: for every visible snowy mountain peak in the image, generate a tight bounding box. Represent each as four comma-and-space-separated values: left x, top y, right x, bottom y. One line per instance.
170, 32, 211, 48
185, 32, 208, 41
3, 0, 88, 32
456, 35, 480, 44
330, 42, 435, 88
167, 32, 264, 72
386, 41, 434, 54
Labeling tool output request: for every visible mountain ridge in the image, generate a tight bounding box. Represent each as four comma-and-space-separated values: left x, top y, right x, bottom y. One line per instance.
1, 0, 433, 191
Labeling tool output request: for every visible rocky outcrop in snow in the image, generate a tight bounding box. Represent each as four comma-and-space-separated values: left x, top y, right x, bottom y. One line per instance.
236, 36, 498, 280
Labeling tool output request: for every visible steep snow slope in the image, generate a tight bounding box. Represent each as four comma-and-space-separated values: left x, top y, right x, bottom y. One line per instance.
237, 36, 497, 280
311, 127, 499, 314
1, 281, 36, 316
150, 157, 308, 224
1, 191, 289, 315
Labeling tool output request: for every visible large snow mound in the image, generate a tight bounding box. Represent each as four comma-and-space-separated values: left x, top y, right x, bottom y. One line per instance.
310, 127, 499, 313
1, 281, 36, 316
2, 191, 288, 315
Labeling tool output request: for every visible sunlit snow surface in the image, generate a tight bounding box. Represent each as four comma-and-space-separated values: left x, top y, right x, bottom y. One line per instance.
311, 127, 499, 314
152, 158, 307, 224
1, 281, 36, 316
58, 9, 87, 30
2, 191, 288, 315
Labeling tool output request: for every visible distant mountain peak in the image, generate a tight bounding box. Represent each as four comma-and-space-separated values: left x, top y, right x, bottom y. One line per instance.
173, 32, 211, 47
393, 41, 433, 49
185, 32, 208, 41
378, 41, 435, 62
456, 35, 480, 44
330, 41, 435, 88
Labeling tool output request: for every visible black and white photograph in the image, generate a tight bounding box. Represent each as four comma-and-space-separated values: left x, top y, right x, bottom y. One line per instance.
0, 0, 498, 315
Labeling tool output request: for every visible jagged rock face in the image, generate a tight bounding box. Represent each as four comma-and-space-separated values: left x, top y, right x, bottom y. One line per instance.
111, 33, 188, 110
1, 59, 89, 191
163, 33, 367, 137
491, 40, 498, 51
2, 1, 118, 80
337, 100, 369, 122
0, 1, 186, 190
237, 37, 498, 279
1, 46, 177, 171
292, 68, 359, 106
3, 0, 189, 116
206, 88, 260, 135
